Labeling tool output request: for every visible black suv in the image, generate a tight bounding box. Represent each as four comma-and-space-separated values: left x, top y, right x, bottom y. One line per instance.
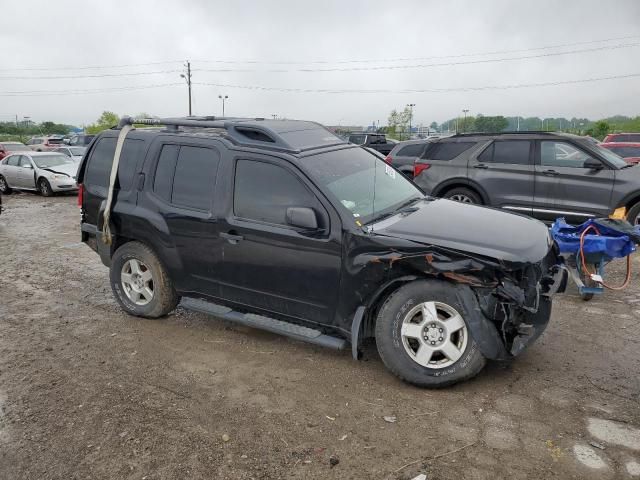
348, 133, 395, 155
78, 117, 564, 387
414, 132, 640, 224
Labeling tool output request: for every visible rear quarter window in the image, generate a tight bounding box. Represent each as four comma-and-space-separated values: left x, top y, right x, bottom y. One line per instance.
84, 137, 117, 190
424, 141, 476, 160
397, 144, 425, 157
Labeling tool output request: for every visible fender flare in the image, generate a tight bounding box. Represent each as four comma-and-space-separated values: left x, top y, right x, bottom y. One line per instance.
432, 178, 490, 204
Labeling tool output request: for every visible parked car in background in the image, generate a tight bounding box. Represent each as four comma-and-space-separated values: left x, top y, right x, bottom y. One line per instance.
413, 132, 640, 225
54, 146, 87, 162
385, 139, 430, 177
68, 134, 95, 146
600, 142, 640, 165
603, 133, 640, 143
26, 136, 65, 151
0, 151, 78, 196
0, 141, 31, 160
348, 133, 394, 155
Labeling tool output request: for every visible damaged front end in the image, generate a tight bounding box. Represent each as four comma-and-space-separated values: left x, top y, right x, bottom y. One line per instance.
351, 237, 566, 361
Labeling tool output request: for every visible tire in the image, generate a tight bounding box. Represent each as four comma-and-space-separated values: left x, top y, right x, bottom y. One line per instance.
443, 187, 482, 204
0, 175, 11, 194
626, 202, 640, 226
375, 280, 486, 388
38, 178, 53, 197
110, 241, 179, 318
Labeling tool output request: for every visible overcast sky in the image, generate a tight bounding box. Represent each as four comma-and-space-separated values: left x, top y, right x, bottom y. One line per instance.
1, 0, 639, 127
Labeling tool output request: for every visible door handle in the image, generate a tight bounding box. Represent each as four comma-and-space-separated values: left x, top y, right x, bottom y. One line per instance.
542, 169, 559, 176
473, 164, 489, 169
220, 231, 243, 244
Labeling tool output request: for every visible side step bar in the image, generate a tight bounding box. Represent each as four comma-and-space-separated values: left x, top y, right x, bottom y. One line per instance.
181, 298, 348, 351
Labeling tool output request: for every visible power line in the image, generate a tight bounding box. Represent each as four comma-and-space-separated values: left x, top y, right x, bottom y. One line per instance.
193, 34, 640, 65
0, 69, 182, 81
0, 60, 183, 72
0, 83, 183, 97
194, 72, 640, 94
194, 42, 640, 73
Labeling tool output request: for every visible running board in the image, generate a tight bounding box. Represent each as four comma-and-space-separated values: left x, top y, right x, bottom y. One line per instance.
180, 298, 348, 350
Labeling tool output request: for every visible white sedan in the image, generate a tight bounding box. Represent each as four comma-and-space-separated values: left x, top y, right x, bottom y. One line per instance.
0, 151, 79, 196
54, 146, 87, 163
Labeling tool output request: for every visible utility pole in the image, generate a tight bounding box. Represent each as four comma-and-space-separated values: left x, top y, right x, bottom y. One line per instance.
406, 103, 416, 140
517, 116, 520, 131
462, 109, 469, 133
180, 61, 192, 116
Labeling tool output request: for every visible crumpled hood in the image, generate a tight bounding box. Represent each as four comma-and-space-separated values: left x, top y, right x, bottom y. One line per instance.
376, 198, 552, 264
39, 162, 79, 178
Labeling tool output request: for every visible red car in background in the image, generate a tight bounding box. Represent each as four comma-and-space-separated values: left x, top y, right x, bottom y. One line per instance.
0, 141, 31, 160
603, 133, 640, 143
600, 142, 640, 165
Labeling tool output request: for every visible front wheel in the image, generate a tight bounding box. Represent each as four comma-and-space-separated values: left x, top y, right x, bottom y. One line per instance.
626, 202, 640, 226
0, 175, 11, 194
375, 280, 486, 387
110, 241, 179, 318
38, 178, 53, 196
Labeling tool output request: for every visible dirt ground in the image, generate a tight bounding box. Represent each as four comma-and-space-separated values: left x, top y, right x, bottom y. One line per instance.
1, 193, 640, 480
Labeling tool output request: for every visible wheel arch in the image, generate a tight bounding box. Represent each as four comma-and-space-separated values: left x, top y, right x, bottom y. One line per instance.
431, 178, 489, 204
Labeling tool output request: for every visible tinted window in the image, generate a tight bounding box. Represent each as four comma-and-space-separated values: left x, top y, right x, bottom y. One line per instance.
607, 146, 640, 158
153, 145, 179, 202
349, 134, 366, 145
171, 146, 219, 210
85, 137, 117, 188
611, 134, 640, 142
425, 142, 476, 160
491, 141, 531, 165
117, 139, 145, 190
541, 141, 593, 168
397, 144, 425, 157
234, 160, 317, 226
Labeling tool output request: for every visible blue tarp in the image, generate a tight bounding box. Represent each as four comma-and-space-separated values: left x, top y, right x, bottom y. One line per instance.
550, 218, 640, 259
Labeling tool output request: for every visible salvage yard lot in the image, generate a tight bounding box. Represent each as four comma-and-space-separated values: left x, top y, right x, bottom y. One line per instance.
1, 194, 640, 479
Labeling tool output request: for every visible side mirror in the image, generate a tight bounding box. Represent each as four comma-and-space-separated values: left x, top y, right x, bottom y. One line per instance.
286, 207, 318, 230
584, 158, 603, 170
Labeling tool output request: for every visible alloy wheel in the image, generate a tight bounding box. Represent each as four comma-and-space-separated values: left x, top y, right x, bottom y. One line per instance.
449, 194, 474, 203
121, 259, 154, 306
400, 301, 469, 369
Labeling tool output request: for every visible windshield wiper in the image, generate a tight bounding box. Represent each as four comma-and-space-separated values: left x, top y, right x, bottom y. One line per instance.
366, 196, 424, 225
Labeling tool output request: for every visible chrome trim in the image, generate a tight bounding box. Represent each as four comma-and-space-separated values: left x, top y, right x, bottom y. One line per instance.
503, 206, 595, 217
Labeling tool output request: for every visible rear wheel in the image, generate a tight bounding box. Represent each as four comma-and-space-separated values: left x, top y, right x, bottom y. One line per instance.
38, 178, 53, 196
375, 280, 486, 387
626, 202, 640, 226
443, 187, 481, 204
0, 175, 11, 194
110, 241, 179, 318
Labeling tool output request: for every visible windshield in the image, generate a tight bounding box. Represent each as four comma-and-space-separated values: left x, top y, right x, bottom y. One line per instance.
32, 154, 75, 168
69, 147, 86, 155
301, 147, 423, 224
606, 146, 640, 158
592, 144, 628, 168
2, 143, 30, 151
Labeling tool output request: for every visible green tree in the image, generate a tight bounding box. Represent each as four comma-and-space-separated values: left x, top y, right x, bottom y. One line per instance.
86, 111, 120, 134
592, 121, 611, 140
387, 107, 412, 140
474, 115, 508, 133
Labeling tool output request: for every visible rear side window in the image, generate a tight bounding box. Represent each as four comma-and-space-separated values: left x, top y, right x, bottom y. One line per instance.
397, 144, 425, 157
117, 139, 145, 190
479, 141, 531, 165
84, 137, 117, 188
234, 159, 317, 226
172, 146, 219, 210
7, 156, 20, 166
153, 145, 219, 211
424, 142, 476, 160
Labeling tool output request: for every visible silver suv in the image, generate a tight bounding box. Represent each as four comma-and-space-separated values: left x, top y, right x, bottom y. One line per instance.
413, 132, 640, 225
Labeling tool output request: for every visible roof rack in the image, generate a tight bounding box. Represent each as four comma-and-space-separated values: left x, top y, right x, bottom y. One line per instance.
450, 131, 568, 137
117, 116, 347, 153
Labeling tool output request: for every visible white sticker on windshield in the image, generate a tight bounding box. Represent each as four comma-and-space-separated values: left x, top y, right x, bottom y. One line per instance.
385, 164, 396, 179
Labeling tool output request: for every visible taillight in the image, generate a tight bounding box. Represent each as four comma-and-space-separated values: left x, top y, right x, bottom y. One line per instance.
414, 162, 431, 177
384, 155, 393, 164
77, 183, 84, 207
